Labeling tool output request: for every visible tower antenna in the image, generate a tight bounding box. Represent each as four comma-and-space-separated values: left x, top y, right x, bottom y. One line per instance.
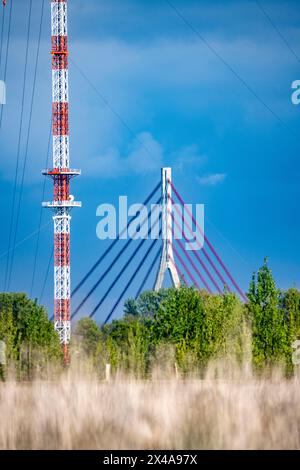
43, 0, 81, 364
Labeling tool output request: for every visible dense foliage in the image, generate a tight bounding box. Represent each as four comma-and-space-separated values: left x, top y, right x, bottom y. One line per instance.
1, 260, 299, 379
248, 259, 300, 373
0, 293, 62, 379
75, 260, 300, 377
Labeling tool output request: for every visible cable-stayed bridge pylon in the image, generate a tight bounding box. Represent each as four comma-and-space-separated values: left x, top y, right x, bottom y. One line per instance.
69, 167, 246, 328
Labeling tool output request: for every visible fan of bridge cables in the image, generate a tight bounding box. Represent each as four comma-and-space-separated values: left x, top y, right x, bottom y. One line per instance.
65, 181, 246, 325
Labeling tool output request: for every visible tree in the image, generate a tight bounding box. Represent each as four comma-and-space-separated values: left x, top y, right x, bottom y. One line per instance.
280, 288, 300, 338
247, 259, 289, 369
101, 315, 151, 374
0, 293, 62, 376
75, 317, 101, 356
124, 289, 169, 318
152, 287, 245, 369
280, 288, 300, 368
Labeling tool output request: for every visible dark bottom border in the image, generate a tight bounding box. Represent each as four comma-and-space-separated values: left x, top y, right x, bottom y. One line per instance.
0, 450, 299, 466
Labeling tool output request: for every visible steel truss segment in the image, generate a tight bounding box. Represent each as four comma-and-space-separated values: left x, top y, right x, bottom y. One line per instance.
52, 102, 69, 136
54, 235, 70, 266
51, 1, 67, 37
53, 213, 71, 234
54, 266, 71, 300
53, 135, 69, 168
54, 320, 71, 344
52, 70, 69, 103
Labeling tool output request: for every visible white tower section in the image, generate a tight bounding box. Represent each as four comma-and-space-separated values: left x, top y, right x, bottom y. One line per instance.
155, 168, 180, 291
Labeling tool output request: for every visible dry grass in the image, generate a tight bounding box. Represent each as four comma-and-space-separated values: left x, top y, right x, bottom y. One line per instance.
0, 365, 300, 450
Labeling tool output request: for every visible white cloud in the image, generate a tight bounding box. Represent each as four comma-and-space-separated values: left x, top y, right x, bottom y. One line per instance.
85, 131, 163, 179
197, 173, 226, 186
174, 145, 207, 171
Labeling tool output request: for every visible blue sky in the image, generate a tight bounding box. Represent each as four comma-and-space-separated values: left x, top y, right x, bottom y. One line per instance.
0, 0, 300, 321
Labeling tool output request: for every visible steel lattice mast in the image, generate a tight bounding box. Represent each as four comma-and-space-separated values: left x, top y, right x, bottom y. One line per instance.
43, 0, 81, 364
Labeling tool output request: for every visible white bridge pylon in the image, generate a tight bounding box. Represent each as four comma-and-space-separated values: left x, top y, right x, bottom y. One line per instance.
154, 167, 181, 291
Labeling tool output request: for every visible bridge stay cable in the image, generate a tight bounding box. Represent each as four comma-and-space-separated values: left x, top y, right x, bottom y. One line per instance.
169, 181, 247, 302
72, 199, 160, 318
72, 206, 161, 320
86, 213, 162, 320
72, 182, 160, 297
171, 241, 201, 291
173, 236, 212, 293
169, 210, 216, 293
104, 234, 161, 325
136, 246, 162, 299
170, 195, 227, 291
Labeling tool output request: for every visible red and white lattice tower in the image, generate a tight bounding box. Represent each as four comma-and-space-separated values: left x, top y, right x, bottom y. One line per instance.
43, 0, 81, 364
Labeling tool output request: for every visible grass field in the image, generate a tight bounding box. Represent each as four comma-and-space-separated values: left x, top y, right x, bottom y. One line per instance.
1, 364, 300, 450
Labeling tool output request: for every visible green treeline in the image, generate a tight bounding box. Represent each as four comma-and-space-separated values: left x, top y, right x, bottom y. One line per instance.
1, 260, 300, 378
0, 293, 62, 379
76, 260, 300, 376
